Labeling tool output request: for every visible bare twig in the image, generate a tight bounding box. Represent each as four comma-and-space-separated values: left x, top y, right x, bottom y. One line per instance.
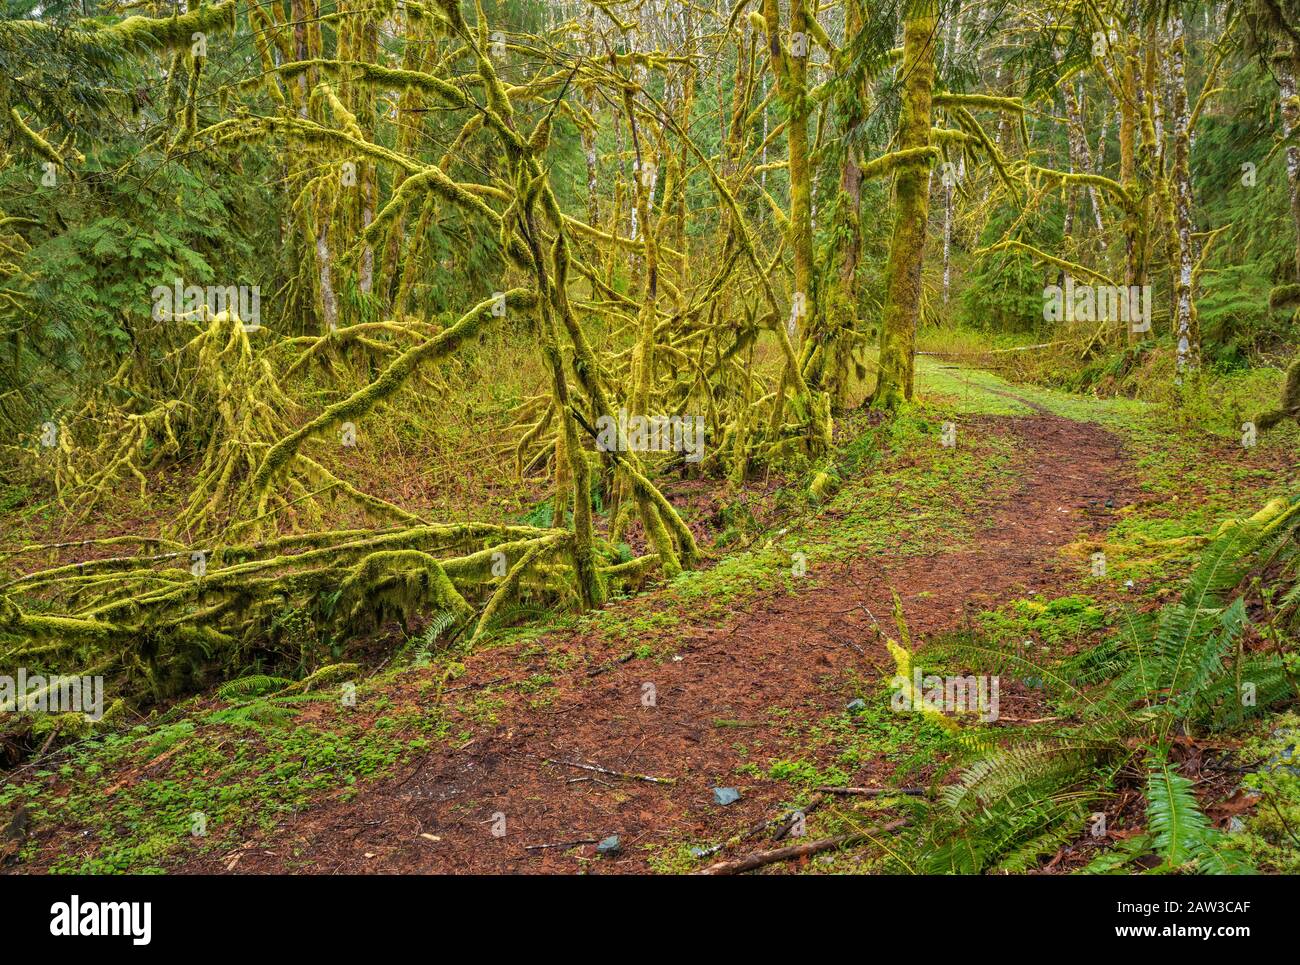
542, 757, 676, 785
524, 838, 600, 851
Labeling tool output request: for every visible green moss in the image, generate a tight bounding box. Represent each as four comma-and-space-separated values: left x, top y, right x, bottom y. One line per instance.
1230, 713, 1300, 873
2, 682, 439, 873
766, 757, 849, 788
979, 595, 1107, 649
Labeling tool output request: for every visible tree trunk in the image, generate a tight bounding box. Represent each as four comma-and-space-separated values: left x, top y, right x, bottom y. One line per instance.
1169, 16, 1199, 378
1278, 51, 1300, 277
1118, 8, 1146, 344
872, 6, 935, 408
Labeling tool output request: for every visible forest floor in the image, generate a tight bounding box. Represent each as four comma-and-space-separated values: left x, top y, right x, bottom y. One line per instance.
188, 405, 1135, 874
3, 361, 1296, 874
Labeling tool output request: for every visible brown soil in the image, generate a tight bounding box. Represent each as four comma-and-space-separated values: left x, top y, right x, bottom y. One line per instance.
172, 410, 1140, 875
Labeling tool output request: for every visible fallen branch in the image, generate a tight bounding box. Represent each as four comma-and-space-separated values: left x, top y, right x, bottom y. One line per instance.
767, 793, 827, 843
524, 838, 600, 851
995, 715, 1063, 724
693, 819, 909, 875
542, 758, 676, 786
815, 785, 930, 798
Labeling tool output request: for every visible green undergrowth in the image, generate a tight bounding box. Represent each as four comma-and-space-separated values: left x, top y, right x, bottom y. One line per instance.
1232, 712, 1300, 874
978, 595, 1109, 653
0, 673, 460, 873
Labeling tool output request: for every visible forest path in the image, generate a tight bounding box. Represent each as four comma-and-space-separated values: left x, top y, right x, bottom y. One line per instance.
190, 378, 1139, 874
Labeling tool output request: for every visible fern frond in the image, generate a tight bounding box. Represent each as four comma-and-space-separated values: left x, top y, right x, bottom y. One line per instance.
205, 699, 297, 728
1194, 839, 1255, 875
1078, 832, 1154, 875
1145, 753, 1214, 868
217, 674, 293, 701
993, 804, 1090, 873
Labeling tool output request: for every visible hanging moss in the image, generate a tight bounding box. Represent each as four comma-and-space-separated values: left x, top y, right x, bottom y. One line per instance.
98, 1, 238, 52
333, 551, 474, 634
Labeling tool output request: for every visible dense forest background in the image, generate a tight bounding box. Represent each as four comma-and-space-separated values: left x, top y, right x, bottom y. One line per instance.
2, 0, 1300, 876
1, 0, 1298, 427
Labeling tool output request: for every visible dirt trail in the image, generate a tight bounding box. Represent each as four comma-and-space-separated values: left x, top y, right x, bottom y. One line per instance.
191, 405, 1138, 875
